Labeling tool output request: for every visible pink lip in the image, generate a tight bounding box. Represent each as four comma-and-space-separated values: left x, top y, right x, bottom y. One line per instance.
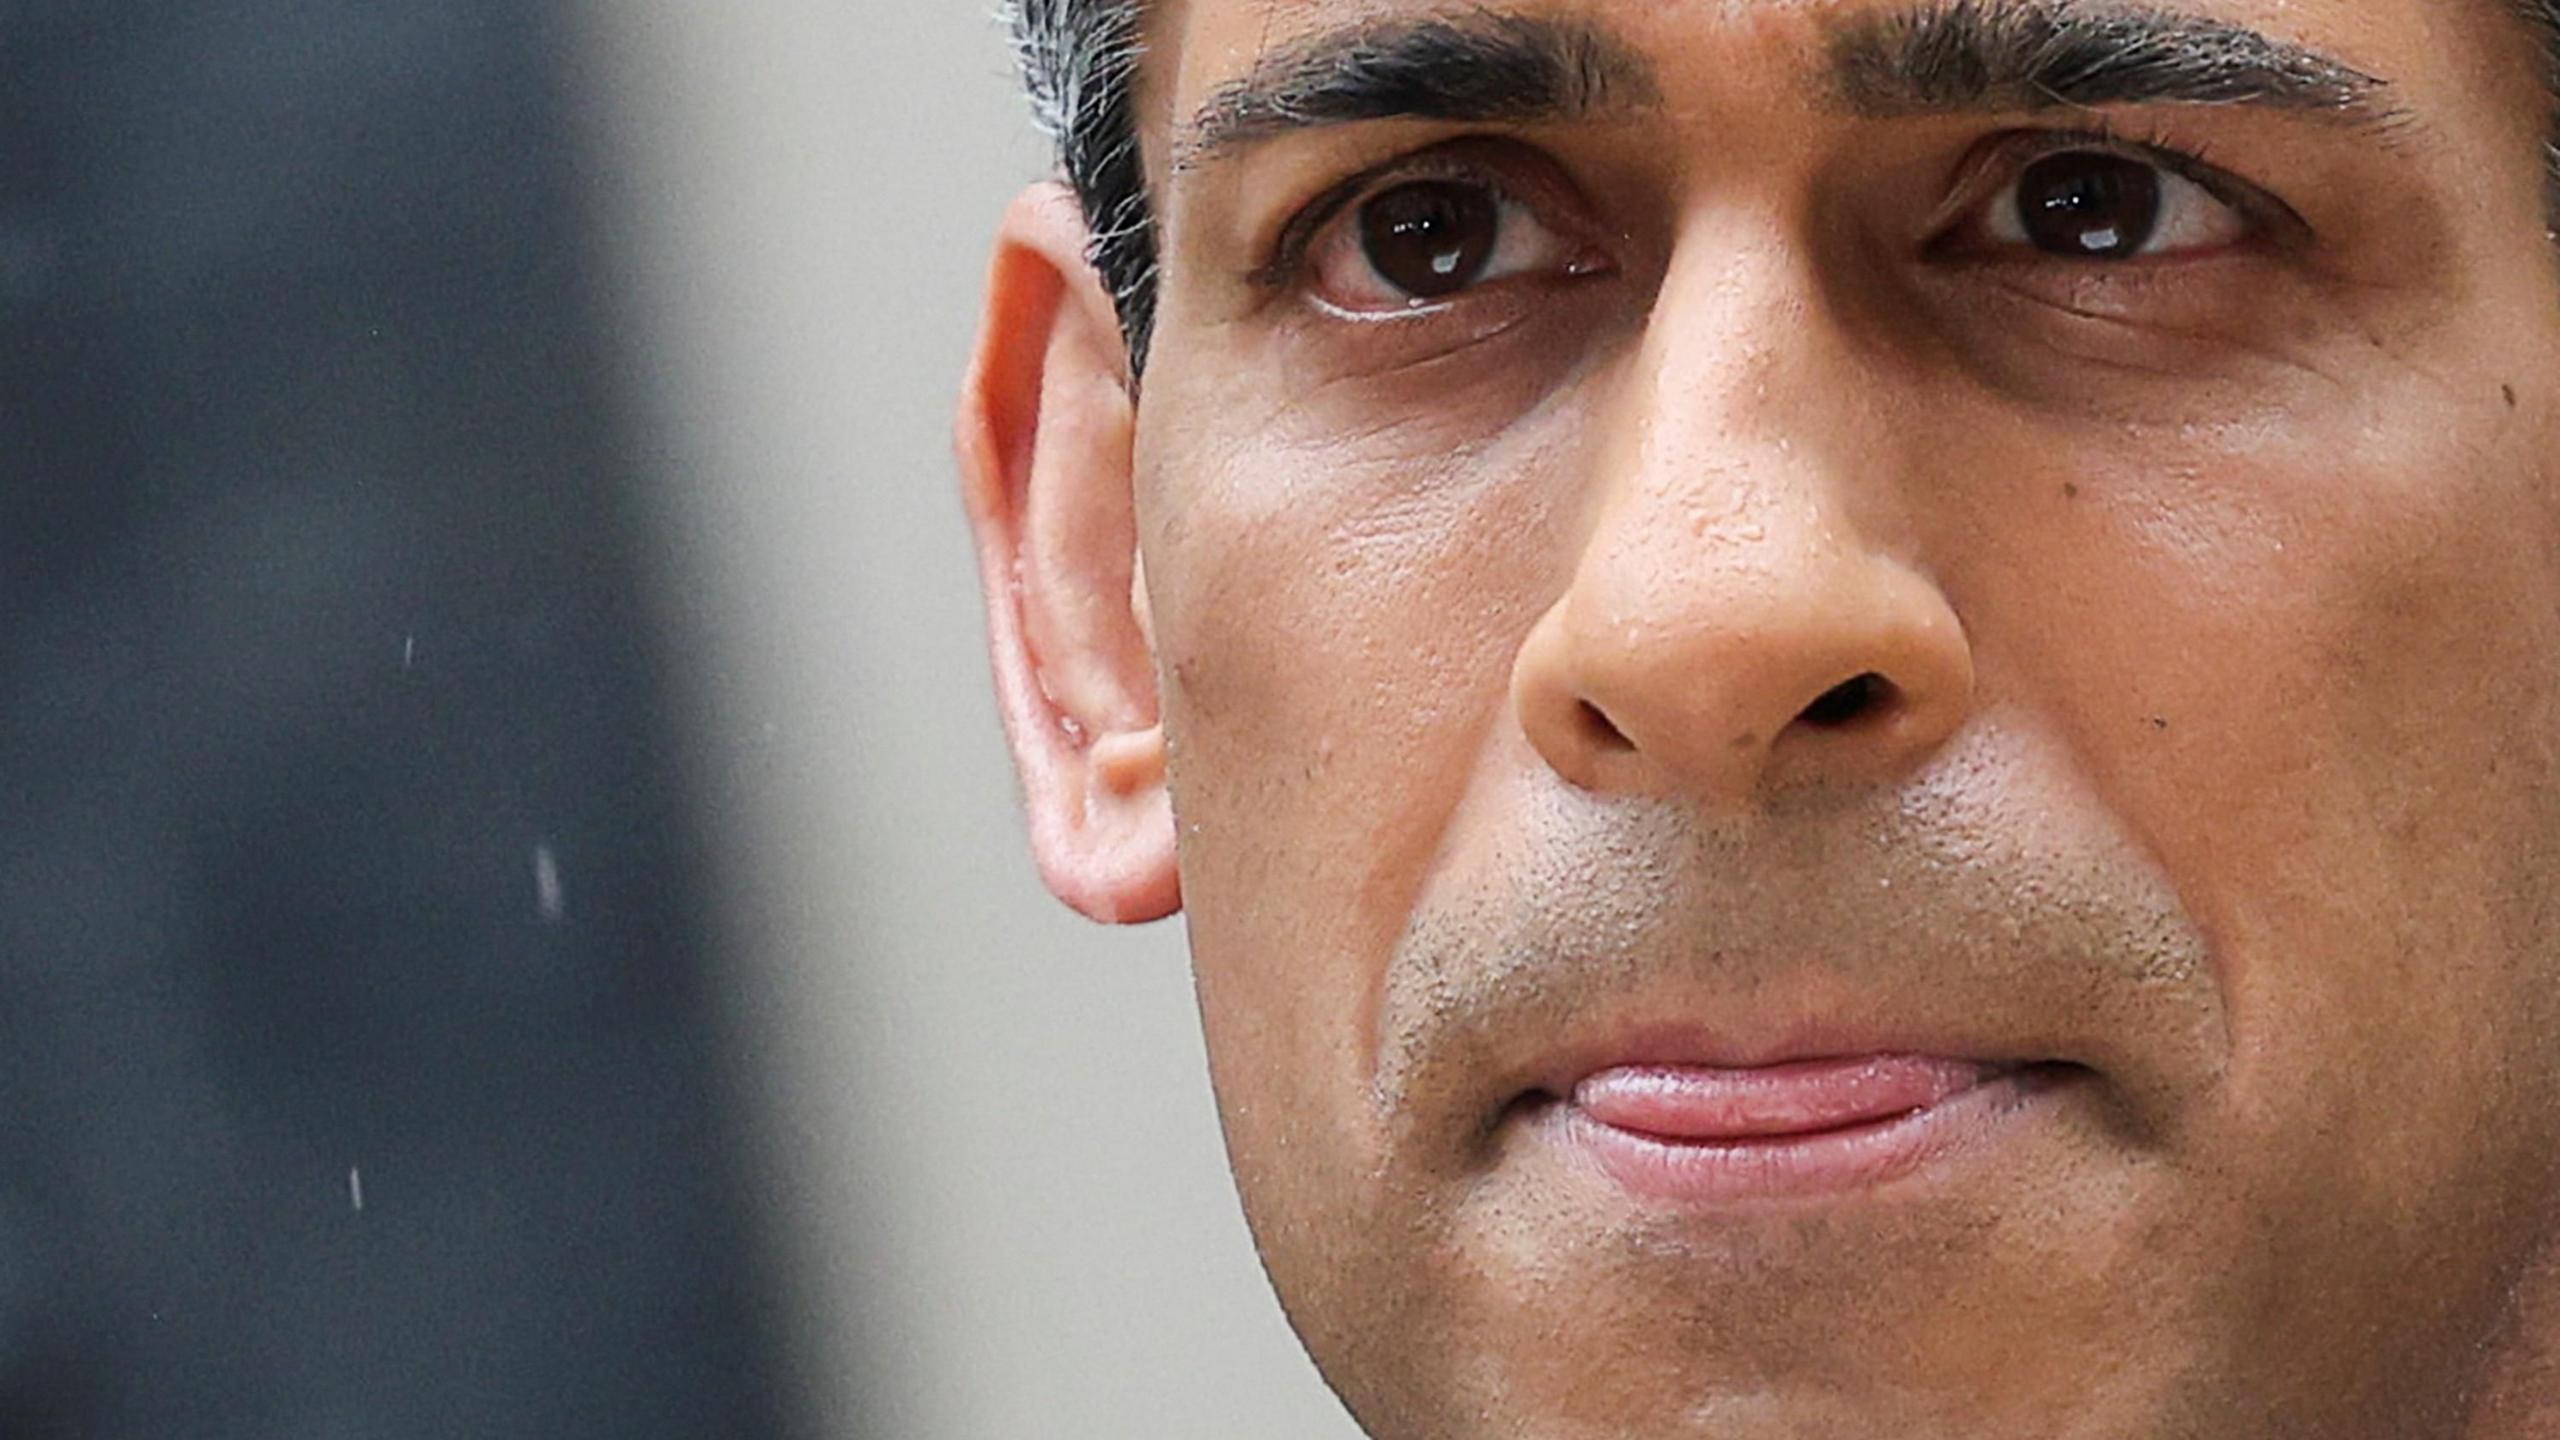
1547, 1055, 2054, 1203
1575, 1055, 1995, 1138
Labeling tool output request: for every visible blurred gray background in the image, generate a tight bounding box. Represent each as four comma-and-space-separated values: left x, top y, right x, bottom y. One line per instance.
0, 1, 780, 1435
574, 1, 1363, 1434
0, 0, 1359, 1434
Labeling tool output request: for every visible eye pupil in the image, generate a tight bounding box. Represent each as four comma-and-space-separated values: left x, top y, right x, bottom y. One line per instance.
1360, 181, 1500, 299
2017, 153, 2163, 260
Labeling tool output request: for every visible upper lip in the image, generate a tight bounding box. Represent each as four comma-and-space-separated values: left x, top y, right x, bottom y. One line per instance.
1506, 1006, 2083, 1109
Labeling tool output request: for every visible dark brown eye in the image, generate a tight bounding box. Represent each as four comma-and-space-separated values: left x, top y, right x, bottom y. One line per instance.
1358, 181, 1502, 299
2015, 152, 2164, 259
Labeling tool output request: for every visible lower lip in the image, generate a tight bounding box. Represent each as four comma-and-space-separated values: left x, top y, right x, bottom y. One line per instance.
1544, 1057, 2061, 1205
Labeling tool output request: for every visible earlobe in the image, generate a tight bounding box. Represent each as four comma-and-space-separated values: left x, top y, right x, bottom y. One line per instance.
957, 184, 1180, 926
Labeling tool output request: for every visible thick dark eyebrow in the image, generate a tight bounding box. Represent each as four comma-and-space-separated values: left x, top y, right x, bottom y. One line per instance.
1174, 13, 1662, 169
1830, 0, 2410, 132
1175, 1, 2415, 174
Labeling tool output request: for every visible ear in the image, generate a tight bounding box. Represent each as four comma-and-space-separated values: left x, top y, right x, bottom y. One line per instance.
957, 183, 1178, 925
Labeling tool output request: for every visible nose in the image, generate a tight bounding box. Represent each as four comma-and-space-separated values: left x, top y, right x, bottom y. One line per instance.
1511, 243, 1973, 807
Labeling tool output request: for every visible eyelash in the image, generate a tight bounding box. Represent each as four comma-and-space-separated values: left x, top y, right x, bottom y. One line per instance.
1249, 147, 1542, 292
1250, 126, 2303, 294
1937, 124, 2295, 249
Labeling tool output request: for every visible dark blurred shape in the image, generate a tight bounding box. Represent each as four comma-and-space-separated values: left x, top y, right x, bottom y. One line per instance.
0, 3, 787, 1436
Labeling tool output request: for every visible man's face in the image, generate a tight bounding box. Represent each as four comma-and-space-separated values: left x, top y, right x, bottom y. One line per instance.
983, 0, 2560, 1433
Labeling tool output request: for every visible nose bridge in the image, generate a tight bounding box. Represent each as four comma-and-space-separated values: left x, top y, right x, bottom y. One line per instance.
1626, 215, 1857, 517
1608, 239, 1870, 649
1511, 223, 1973, 805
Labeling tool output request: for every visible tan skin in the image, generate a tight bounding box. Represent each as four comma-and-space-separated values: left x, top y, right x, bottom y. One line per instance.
959, 0, 2560, 1434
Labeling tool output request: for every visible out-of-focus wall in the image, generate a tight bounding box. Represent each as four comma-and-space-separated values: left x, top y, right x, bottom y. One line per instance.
569, 3, 1366, 1436
0, 4, 783, 1435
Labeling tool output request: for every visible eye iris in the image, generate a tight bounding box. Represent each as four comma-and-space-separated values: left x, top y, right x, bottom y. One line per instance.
2017, 153, 2164, 260
1358, 181, 1500, 299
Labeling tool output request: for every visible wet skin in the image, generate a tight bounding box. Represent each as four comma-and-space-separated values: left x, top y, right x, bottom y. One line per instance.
959, 0, 2560, 1434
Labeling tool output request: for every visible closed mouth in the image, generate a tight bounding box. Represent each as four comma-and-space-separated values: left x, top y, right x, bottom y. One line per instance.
1512, 1056, 2089, 1204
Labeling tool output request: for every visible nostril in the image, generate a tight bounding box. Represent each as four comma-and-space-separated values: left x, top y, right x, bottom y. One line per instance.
1577, 700, 1636, 752
1799, 672, 1896, 729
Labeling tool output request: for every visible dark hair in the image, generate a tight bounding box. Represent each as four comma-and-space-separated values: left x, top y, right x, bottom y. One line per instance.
1008, 0, 2560, 375
1009, 0, 1157, 370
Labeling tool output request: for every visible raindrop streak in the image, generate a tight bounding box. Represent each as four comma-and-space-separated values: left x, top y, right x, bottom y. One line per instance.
401, 635, 415, 670
534, 844, 565, 923
348, 1166, 364, 1213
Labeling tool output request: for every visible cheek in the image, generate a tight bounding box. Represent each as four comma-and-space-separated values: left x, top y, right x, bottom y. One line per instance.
1966, 379, 2560, 1203
1138, 399, 1587, 1185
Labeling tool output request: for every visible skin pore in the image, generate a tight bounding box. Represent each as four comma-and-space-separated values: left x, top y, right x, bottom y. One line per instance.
959, 1, 2560, 1435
